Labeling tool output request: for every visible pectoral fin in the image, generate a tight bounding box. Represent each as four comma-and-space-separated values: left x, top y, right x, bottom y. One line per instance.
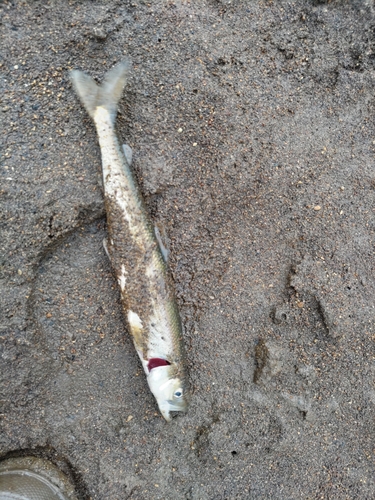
103, 238, 110, 258
122, 144, 133, 166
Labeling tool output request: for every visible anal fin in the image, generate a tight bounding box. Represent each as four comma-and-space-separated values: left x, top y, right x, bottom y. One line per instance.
154, 225, 169, 262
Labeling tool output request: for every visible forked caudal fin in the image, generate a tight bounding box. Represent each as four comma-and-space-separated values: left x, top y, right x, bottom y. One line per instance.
70, 59, 131, 125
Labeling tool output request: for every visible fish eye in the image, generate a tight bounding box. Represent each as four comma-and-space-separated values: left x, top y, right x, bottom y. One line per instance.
174, 388, 183, 398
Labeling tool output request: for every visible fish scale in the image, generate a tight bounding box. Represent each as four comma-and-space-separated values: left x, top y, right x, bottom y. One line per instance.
70, 59, 189, 421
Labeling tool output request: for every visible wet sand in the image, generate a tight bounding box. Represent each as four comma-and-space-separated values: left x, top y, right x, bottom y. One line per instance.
1, 1, 375, 498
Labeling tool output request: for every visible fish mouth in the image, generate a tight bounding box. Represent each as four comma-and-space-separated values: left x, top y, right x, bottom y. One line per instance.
159, 401, 187, 422
166, 401, 188, 412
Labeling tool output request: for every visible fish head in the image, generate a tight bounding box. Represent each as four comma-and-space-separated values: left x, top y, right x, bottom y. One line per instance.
147, 364, 189, 422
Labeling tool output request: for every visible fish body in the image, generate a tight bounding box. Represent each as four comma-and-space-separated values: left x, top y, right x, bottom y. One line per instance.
70, 60, 189, 421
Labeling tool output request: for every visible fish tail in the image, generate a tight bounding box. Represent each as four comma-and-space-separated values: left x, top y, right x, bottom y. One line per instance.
70, 59, 131, 124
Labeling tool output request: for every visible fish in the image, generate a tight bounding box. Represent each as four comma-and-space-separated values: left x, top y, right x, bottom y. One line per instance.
70, 60, 189, 421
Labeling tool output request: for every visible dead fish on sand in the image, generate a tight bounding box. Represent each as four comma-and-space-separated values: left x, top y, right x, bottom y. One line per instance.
70, 60, 189, 421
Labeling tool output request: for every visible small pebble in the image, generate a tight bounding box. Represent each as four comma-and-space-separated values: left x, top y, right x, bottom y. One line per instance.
313, 205, 321, 211
92, 27, 107, 41
178, 128, 183, 133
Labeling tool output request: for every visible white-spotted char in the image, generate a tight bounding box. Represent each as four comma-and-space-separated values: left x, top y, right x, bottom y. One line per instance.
70, 60, 189, 421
